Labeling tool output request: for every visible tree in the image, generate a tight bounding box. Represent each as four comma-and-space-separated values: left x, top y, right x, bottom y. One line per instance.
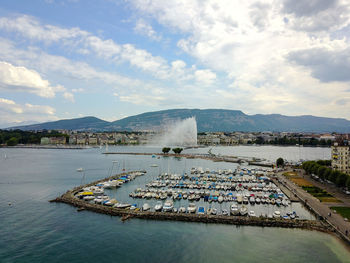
162, 147, 171, 154
324, 168, 332, 180
276, 157, 284, 167
172, 147, 183, 154
317, 166, 327, 179
346, 176, 350, 189
329, 170, 340, 183
6, 137, 18, 146
336, 173, 348, 187
311, 163, 321, 175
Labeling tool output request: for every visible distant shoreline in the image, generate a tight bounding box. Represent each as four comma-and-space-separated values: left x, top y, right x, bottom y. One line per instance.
0, 144, 331, 149
0, 145, 88, 150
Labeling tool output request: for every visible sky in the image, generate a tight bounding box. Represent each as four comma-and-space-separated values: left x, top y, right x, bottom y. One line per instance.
1, 0, 350, 127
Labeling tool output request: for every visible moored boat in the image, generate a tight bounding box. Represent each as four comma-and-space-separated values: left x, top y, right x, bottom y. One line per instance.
273, 211, 281, 218
142, 203, 151, 211
187, 202, 197, 213
154, 201, 163, 212
163, 200, 174, 212
239, 205, 248, 216
230, 203, 239, 215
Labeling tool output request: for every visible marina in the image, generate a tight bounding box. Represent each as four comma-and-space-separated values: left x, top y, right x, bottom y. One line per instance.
52, 163, 329, 230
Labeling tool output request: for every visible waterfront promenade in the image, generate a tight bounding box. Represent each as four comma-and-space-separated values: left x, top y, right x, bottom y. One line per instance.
276, 169, 350, 244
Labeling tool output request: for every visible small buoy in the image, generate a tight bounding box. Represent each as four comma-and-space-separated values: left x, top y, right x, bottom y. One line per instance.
8, 203, 11, 206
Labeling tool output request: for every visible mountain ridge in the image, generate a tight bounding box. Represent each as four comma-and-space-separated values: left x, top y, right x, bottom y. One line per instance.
6, 109, 350, 133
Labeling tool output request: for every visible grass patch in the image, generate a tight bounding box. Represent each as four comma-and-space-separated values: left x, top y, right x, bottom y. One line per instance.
318, 197, 342, 203
302, 186, 332, 197
302, 186, 342, 203
330, 207, 350, 218
290, 178, 313, 187
283, 172, 299, 178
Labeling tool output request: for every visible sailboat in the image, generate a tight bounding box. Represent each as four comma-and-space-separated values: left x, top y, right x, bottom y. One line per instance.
122, 160, 126, 172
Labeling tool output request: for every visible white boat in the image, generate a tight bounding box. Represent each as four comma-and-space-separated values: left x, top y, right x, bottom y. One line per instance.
129, 205, 137, 210
142, 203, 151, 211
154, 201, 163, 212
239, 205, 248, 216
113, 203, 131, 209
243, 196, 249, 204
163, 200, 174, 212
104, 199, 118, 206
273, 211, 281, 218
218, 196, 224, 203
230, 203, 239, 215
255, 198, 261, 204
222, 209, 229, 216
248, 210, 256, 217
94, 198, 103, 204
178, 207, 186, 213
83, 195, 95, 201
76, 167, 83, 172
187, 202, 197, 213
151, 164, 158, 167
211, 208, 217, 215
237, 194, 243, 204
93, 188, 104, 195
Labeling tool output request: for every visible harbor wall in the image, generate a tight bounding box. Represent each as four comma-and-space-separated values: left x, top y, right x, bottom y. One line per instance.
51, 192, 330, 232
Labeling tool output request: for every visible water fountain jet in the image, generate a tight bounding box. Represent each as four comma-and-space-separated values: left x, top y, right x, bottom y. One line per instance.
150, 117, 197, 147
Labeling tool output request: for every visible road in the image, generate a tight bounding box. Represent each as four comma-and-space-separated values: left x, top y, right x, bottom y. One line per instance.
277, 169, 350, 244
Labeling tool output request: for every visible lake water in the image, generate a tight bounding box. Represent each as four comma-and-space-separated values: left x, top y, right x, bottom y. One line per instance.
1, 146, 349, 263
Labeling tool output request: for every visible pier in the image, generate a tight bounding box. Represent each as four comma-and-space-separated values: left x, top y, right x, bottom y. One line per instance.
102, 152, 274, 168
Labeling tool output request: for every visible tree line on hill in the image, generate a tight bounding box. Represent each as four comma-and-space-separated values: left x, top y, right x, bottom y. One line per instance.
302, 160, 350, 188
0, 130, 68, 146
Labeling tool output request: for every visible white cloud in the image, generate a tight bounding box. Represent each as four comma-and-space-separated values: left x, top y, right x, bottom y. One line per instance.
128, 0, 350, 118
282, 0, 350, 32
0, 98, 23, 113
0, 15, 87, 43
119, 93, 167, 106
63, 91, 75, 102
24, 103, 55, 115
0, 97, 56, 126
0, 39, 140, 88
0, 61, 62, 98
134, 19, 162, 41
0, 15, 214, 83
194, 69, 216, 86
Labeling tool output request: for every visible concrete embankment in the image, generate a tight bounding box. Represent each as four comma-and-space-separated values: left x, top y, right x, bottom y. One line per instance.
51, 186, 330, 233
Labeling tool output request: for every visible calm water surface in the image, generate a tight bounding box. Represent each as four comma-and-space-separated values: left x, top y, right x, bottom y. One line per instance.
0, 146, 348, 263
